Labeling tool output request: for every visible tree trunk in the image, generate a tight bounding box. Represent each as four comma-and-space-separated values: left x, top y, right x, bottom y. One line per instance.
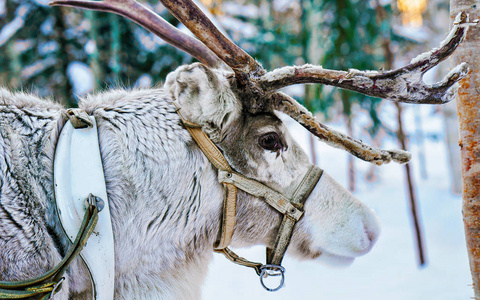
86, 10, 103, 89
53, 7, 75, 107
345, 114, 356, 192
395, 102, 426, 267
442, 100, 462, 194
109, 13, 121, 83
304, 85, 318, 165
414, 106, 428, 179
450, 2, 480, 298
377, 7, 426, 266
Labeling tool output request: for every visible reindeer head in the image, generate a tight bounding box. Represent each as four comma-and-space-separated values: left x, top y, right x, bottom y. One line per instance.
164, 61, 380, 268
50, 0, 470, 290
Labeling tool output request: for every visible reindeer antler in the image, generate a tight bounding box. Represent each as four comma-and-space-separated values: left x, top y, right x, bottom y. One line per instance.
49, 0, 223, 67
258, 13, 472, 104
158, 0, 265, 83
49, 0, 474, 165
270, 92, 411, 165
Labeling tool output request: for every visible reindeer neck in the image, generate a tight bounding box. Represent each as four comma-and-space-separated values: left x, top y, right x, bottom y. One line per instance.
80, 89, 224, 299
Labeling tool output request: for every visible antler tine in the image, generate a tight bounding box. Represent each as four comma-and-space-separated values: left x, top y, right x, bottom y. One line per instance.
49, 0, 223, 68
270, 92, 411, 165
158, 0, 264, 83
257, 12, 475, 105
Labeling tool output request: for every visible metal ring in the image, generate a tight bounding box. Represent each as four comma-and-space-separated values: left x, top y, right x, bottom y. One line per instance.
259, 264, 285, 292
49, 277, 65, 299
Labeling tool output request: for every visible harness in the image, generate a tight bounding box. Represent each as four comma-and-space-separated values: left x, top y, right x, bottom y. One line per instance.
53, 111, 115, 299
177, 109, 323, 292
0, 106, 322, 297
0, 110, 114, 299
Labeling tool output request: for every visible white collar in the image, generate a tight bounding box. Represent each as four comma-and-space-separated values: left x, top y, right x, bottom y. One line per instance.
54, 116, 115, 299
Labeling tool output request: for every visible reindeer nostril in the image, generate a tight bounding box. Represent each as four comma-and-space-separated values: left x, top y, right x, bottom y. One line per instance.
361, 207, 380, 248
363, 220, 380, 247
366, 228, 375, 243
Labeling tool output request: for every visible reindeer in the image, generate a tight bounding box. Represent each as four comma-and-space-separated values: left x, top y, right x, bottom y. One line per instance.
0, 0, 472, 299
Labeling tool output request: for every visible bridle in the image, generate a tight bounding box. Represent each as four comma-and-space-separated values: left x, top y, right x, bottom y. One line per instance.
0, 107, 322, 298
176, 107, 323, 292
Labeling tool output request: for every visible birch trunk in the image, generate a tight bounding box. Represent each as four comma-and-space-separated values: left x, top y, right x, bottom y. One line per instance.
450, 2, 480, 298
442, 101, 462, 194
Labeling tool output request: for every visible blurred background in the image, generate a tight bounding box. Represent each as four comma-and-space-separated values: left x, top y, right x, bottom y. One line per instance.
0, 0, 470, 298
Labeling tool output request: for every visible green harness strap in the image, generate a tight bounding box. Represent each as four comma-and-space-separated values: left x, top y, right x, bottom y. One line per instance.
0, 195, 100, 299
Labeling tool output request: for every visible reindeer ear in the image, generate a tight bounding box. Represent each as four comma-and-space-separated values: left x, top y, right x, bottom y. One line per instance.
165, 63, 241, 142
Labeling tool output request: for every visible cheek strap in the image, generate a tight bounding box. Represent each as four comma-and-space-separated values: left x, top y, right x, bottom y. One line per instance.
266, 165, 323, 266
175, 105, 323, 291
217, 165, 323, 291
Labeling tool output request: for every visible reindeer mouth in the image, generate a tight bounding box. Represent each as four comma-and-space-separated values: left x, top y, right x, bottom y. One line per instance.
313, 232, 378, 267
316, 251, 356, 267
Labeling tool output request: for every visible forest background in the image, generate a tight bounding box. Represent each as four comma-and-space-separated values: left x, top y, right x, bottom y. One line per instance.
0, 0, 470, 298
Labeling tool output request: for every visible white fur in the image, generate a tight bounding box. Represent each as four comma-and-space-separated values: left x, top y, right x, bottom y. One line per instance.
0, 64, 380, 299
300, 173, 380, 259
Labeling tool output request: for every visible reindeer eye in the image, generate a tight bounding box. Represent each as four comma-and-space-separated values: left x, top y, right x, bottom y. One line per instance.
259, 132, 283, 151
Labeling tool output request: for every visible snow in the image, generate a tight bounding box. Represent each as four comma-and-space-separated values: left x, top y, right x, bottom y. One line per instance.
40, 17, 55, 36
0, 0, 5, 17
394, 25, 430, 43
38, 41, 58, 56
32, 0, 50, 7
67, 62, 94, 96
134, 28, 165, 52
0, 5, 31, 47
21, 57, 57, 79
135, 74, 153, 88
219, 16, 258, 39
84, 40, 97, 55
273, 0, 298, 13
13, 39, 34, 53
202, 103, 472, 299
222, 2, 259, 19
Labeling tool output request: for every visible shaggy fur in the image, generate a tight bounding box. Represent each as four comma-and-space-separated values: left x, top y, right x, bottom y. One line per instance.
0, 64, 380, 299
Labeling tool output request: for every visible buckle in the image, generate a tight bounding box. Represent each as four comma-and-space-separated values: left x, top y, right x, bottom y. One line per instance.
258, 264, 285, 292
87, 193, 105, 212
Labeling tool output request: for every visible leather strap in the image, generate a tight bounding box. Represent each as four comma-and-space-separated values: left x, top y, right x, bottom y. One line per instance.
175, 105, 323, 291
214, 182, 237, 249
0, 196, 100, 299
175, 108, 237, 251
218, 170, 304, 221
214, 248, 263, 275
267, 165, 323, 265
65, 108, 94, 129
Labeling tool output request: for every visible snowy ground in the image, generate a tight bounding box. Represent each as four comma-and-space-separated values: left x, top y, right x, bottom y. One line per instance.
202, 103, 472, 299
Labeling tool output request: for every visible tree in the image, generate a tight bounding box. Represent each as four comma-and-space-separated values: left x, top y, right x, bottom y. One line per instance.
450, 3, 480, 298
0, 0, 192, 105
